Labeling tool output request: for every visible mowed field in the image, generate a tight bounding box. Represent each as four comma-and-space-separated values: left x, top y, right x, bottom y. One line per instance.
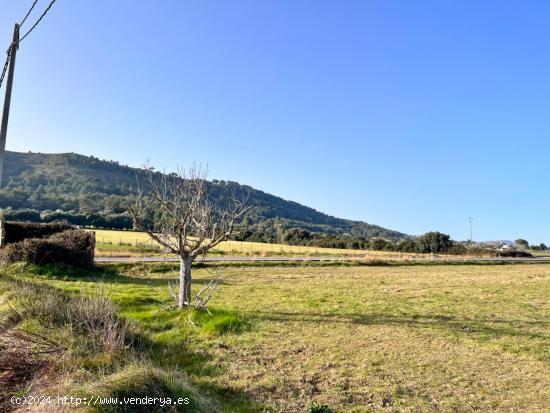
20, 262, 550, 412
91, 229, 421, 258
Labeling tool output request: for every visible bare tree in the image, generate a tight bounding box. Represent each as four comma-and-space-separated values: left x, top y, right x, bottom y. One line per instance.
130, 165, 249, 309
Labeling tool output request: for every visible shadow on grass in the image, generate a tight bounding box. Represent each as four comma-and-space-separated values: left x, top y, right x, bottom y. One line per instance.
248, 309, 549, 358
13, 263, 233, 287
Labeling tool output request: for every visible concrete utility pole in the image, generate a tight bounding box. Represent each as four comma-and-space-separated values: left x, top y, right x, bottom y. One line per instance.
0, 23, 20, 188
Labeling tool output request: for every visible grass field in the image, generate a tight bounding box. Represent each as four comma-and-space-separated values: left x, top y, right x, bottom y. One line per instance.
2, 262, 548, 412
91, 229, 422, 259
528, 250, 550, 257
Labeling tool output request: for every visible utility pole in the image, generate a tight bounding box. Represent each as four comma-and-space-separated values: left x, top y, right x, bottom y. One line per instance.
0, 23, 20, 188
468, 217, 473, 248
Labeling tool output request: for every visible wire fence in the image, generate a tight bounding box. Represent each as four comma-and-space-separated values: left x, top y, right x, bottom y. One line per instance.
93, 231, 368, 256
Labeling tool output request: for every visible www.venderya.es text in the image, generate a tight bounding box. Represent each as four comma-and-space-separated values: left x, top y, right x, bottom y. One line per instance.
11, 395, 190, 407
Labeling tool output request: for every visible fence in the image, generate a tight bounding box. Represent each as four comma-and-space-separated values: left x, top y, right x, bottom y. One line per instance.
92, 229, 369, 256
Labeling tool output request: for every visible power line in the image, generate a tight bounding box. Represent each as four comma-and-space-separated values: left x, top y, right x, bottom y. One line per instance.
1, 0, 58, 91
19, 0, 57, 44
0, 52, 10, 90
0, 0, 57, 185
20, 0, 40, 28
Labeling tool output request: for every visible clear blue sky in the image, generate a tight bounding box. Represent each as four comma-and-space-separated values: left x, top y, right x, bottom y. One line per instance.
1, 0, 549, 243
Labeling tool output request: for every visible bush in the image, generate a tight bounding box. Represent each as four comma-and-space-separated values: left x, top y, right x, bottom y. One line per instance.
1, 275, 212, 413
369, 238, 393, 251
1, 221, 73, 244
11, 280, 134, 355
497, 250, 533, 258
0, 229, 95, 267
447, 244, 467, 255
396, 239, 418, 253
1, 208, 42, 223
416, 231, 453, 254
42, 211, 88, 226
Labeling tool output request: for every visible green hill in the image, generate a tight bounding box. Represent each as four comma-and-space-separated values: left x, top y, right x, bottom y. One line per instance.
0, 151, 407, 243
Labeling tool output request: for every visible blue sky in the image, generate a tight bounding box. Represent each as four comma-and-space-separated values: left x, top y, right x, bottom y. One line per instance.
1, 0, 549, 243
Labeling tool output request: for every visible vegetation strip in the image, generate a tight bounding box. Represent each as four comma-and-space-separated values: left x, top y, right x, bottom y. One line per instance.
0, 266, 213, 412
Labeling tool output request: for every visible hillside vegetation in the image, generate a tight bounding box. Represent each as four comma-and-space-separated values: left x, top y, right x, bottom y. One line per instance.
0, 151, 406, 244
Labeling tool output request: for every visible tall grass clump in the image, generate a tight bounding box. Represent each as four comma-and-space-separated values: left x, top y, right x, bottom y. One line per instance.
11, 280, 136, 354
84, 364, 208, 413
0, 271, 214, 412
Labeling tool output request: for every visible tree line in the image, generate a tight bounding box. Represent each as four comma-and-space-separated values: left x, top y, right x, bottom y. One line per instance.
1, 207, 468, 254
0, 208, 133, 230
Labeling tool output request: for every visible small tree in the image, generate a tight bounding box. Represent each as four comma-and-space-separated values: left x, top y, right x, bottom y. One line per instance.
533, 242, 548, 251
416, 231, 453, 254
514, 239, 529, 249
130, 165, 249, 309
369, 238, 392, 251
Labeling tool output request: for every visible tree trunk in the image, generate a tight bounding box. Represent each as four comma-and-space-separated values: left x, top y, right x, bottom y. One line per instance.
178, 255, 193, 308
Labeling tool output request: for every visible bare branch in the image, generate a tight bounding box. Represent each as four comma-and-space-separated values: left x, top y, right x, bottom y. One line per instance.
194, 278, 223, 314
132, 162, 252, 309
168, 281, 178, 303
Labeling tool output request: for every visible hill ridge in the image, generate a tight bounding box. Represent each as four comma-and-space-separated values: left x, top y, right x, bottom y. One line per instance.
0, 150, 406, 241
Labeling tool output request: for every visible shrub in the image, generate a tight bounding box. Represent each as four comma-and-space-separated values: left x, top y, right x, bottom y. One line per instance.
497, 250, 533, 258
396, 239, 418, 253
1, 221, 73, 244
447, 244, 467, 255
42, 211, 88, 226
12, 280, 134, 354
416, 231, 453, 253
1, 208, 42, 223
0, 230, 95, 267
1, 276, 211, 413
369, 238, 393, 251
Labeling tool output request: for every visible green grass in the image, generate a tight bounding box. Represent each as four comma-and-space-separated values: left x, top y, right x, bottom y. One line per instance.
528, 249, 550, 257
0, 267, 213, 412
95, 241, 163, 256
192, 310, 252, 336
1, 262, 549, 412
83, 365, 202, 413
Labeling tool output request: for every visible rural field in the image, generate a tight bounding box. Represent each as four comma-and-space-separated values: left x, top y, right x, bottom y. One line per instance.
2, 261, 548, 412
91, 229, 423, 259
2, 1, 550, 412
